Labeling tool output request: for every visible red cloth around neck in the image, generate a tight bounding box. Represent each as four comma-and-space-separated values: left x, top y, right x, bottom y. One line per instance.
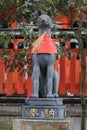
31, 34, 57, 54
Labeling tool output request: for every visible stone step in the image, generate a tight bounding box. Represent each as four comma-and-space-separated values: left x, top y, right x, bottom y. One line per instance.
13, 119, 70, 130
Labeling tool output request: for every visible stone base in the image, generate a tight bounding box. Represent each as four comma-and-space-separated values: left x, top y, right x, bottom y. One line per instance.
13, 119, 70, 130
22, 98, 65, 120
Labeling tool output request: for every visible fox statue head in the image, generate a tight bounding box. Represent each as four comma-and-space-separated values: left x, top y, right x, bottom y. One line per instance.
37, 11, 52, 34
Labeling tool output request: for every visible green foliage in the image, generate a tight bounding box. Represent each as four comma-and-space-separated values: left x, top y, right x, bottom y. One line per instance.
0, 0, 87, 23
16, 0, 49, 22
0, 33, 12, 48
3, 49, 32, 76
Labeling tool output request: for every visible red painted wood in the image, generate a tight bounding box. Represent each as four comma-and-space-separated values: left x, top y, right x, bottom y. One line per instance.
65, 58, 70, 92
24, 76, 33, 97
14, 69, 25, 94
5, 69, 14, 96
70, 56, 77, 94
4, 49, 15, 95
71, 49, 87, 55
54, 59, 60, 71
0, 57, 5, 94
76, 59, 81, 94
0, 48, 86, 97
59, 56, 66, 95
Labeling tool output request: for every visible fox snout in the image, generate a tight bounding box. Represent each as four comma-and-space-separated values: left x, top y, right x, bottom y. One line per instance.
42, 19, 45, 24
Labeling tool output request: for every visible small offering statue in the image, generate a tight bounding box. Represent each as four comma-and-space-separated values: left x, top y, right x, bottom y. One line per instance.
31, 11, 60, 98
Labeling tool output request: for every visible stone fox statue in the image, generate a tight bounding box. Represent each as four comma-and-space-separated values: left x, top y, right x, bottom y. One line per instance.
31, 11, 60, 98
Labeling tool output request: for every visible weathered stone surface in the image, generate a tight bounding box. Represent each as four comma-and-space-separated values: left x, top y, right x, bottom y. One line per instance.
0, 105, 21, 116
0, 121, 12, 130
70, 117, 87, 130
25, 98, 63, 106
0, 102, 87, 130
13, 119, 70, 130
22, 98, 65, 120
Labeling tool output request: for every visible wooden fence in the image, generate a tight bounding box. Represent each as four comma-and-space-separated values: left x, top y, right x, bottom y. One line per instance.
0, 48, 87, 97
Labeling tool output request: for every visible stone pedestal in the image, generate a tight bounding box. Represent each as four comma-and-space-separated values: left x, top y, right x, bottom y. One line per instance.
13, 119, 70, 130
22, 98, 65, 120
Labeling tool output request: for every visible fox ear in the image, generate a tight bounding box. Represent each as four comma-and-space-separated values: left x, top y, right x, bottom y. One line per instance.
47, 10, 51, 17
38, 10, 42, 16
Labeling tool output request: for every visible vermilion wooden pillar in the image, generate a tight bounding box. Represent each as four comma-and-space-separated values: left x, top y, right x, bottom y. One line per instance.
76, 59, 81, 95
0, 56, 5, 94
65, 58, 70, 93
70, 56, 77, 95
4, 49, 15, 96
59, 56, 66, 95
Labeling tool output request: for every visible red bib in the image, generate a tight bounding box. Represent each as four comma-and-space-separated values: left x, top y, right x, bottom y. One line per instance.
31, 34, 57, 54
